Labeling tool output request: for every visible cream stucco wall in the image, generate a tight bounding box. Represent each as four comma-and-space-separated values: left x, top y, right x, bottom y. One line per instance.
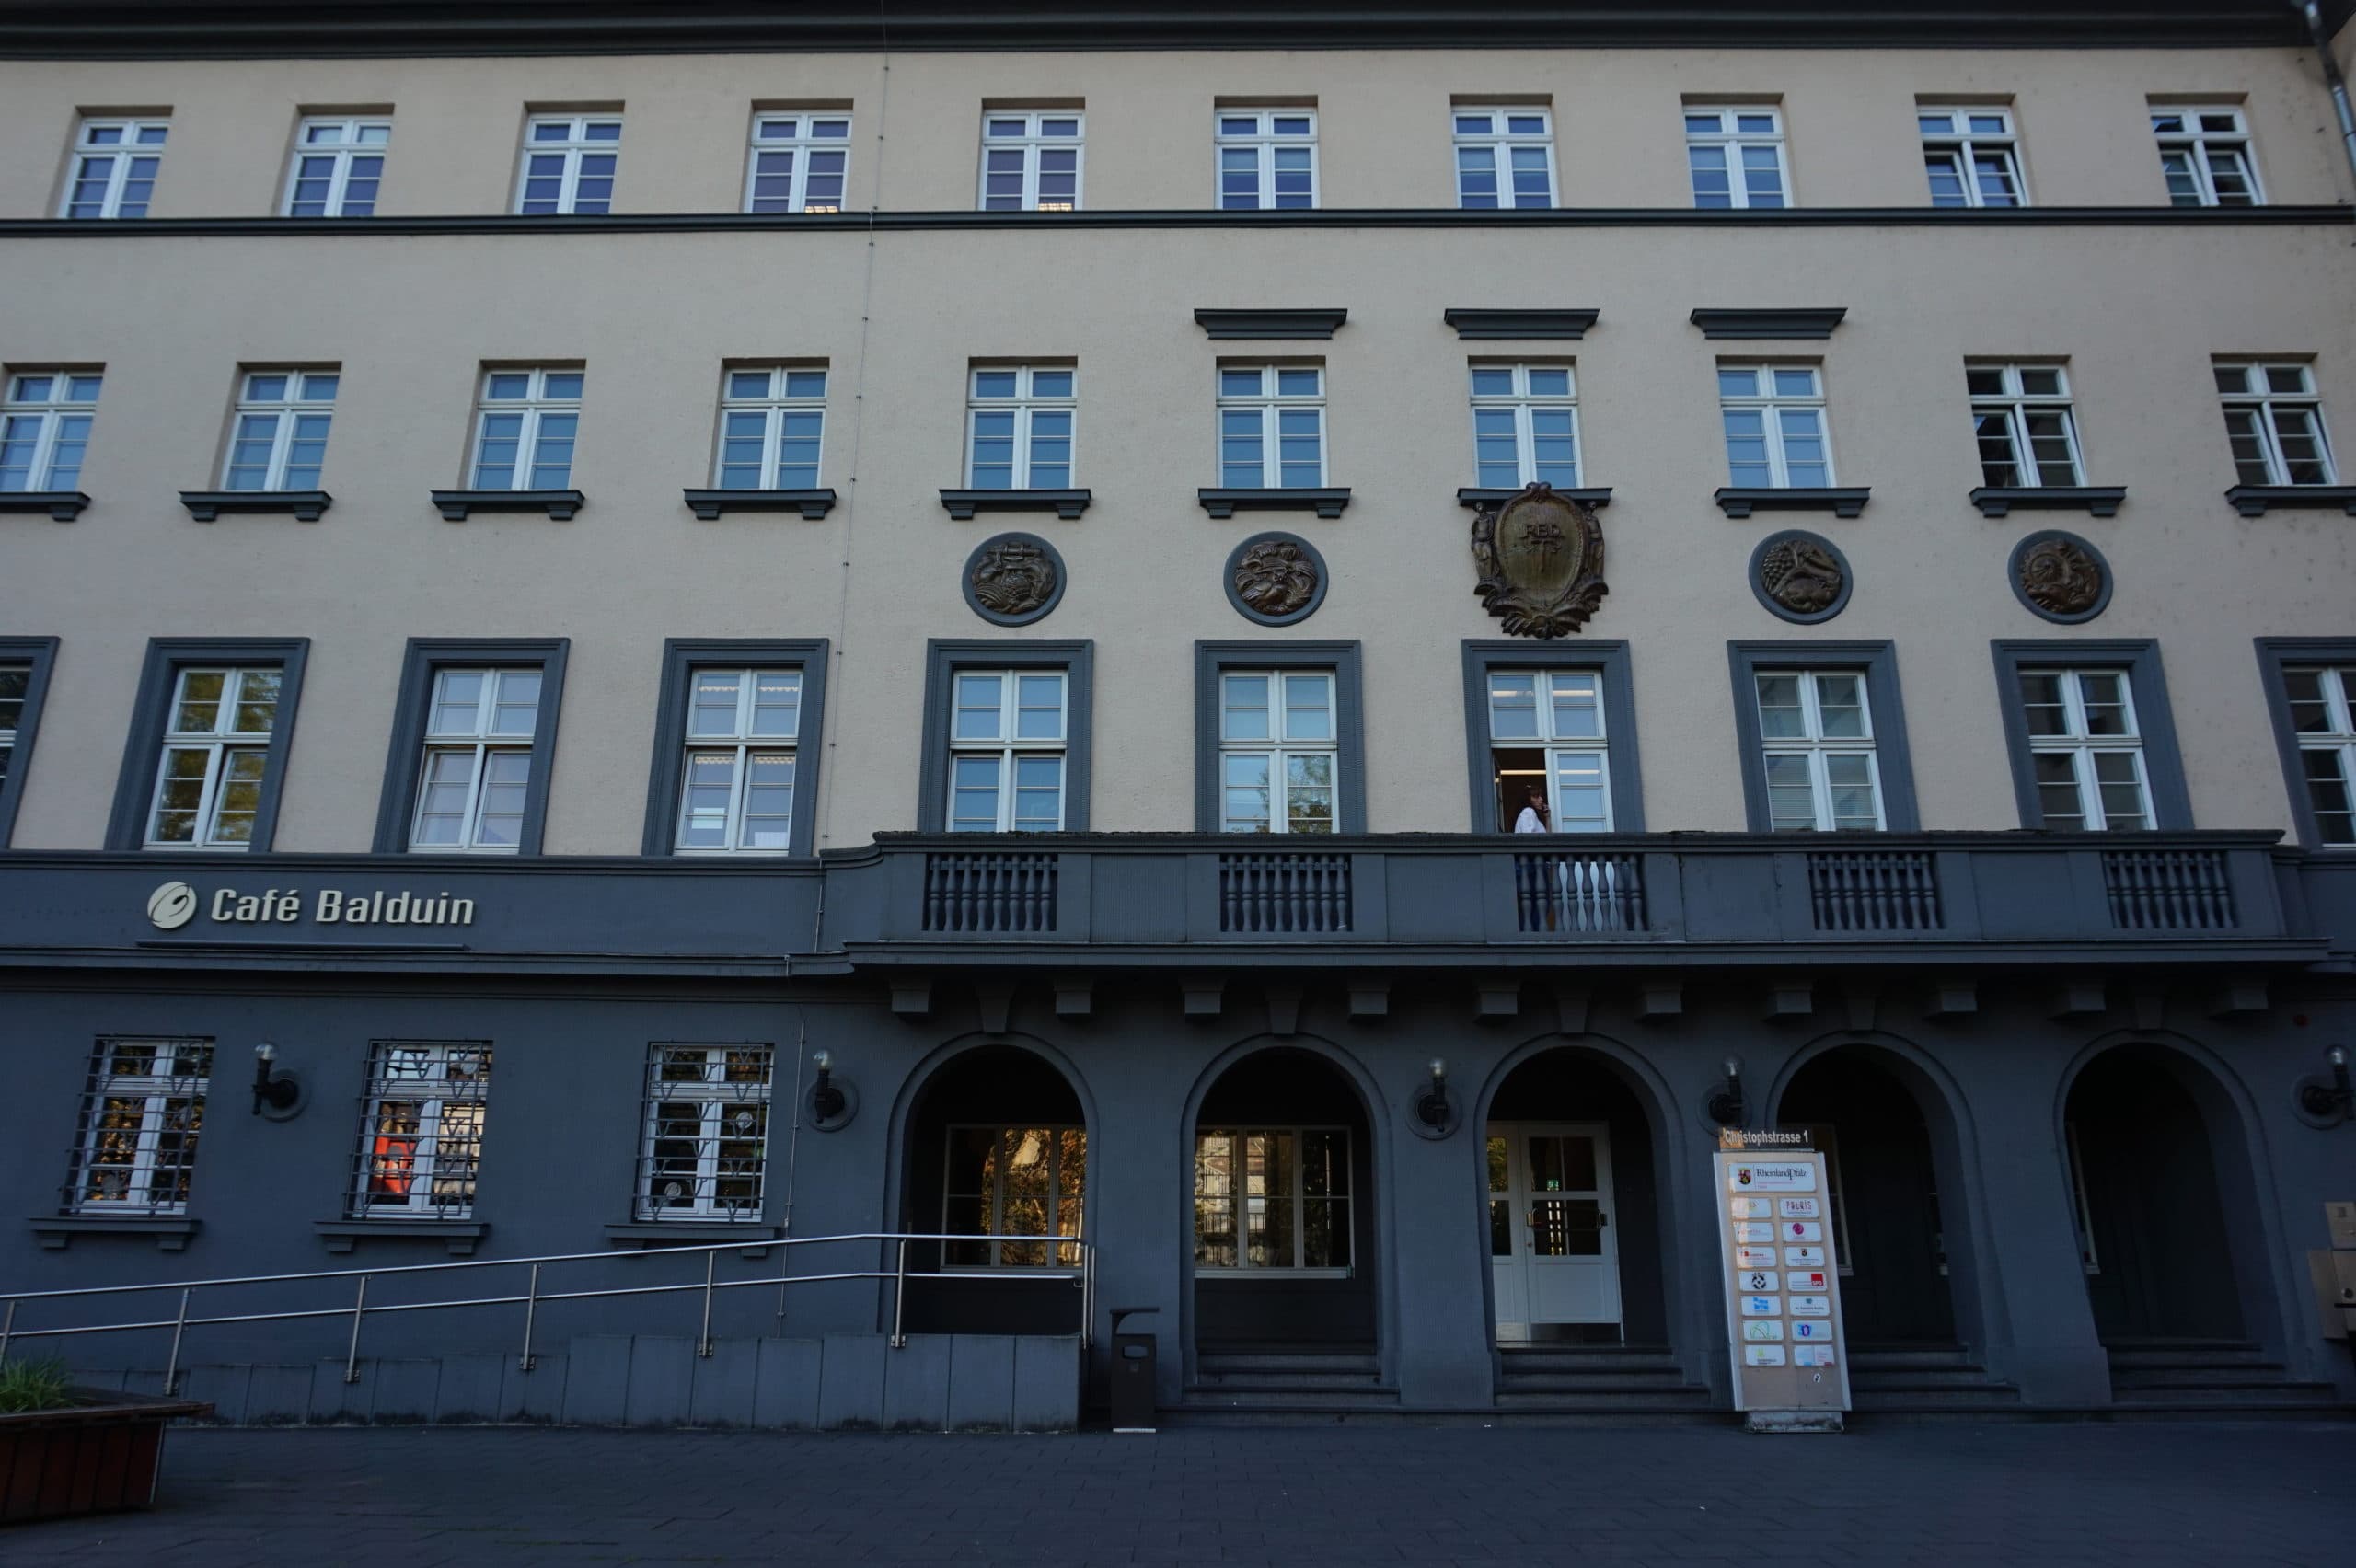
2, 43, 2353, 856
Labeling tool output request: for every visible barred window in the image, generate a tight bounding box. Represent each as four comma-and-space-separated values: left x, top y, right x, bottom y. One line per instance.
636, 1044, 774, 1221
944, 1125, 1086, 1266
67, 1038, 213, 1215
350, 1041, 491, 1219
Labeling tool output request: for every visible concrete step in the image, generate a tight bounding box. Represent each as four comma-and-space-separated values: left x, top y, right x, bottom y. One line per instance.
1177, 1386, 1403, 1412
1196, 1352, 1380, 1378
1191, 1369, 1389, 1391
1496, 1372, 1699, 1395
1848, 1346, 1979, 1371
1492, 1387, 1717, 1411
1852, 1385, 2024, 1411
1497, 1348, 1680, 1375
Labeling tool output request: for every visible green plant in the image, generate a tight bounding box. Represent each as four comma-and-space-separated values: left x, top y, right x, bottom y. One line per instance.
0, 1356, 77, 1414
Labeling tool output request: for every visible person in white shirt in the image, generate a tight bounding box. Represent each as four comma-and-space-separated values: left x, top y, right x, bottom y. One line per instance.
1513, 784, 1551, 834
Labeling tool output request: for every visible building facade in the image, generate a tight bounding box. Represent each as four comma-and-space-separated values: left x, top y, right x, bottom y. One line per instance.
1, 0, 2353, 1425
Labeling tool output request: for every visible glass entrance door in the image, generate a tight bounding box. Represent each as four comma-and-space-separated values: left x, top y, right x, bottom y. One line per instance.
1488, 1122, 1622, 1341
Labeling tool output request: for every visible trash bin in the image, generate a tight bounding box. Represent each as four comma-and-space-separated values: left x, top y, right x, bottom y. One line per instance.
1110, 1305, 1159, 1433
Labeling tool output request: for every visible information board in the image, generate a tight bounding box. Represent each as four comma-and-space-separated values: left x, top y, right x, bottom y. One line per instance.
1714, 1130, 1851, 1423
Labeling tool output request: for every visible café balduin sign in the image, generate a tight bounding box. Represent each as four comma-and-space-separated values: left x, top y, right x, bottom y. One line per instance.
146, 879, 477, 930
1470, 481, 1608, 639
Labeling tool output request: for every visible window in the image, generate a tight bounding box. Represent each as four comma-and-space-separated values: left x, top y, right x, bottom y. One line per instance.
61, 117, 167, 218
0, 639, 57, 847
66, 1038, 211, 1215
1485, 669, 1613, 832
1968, 363, 2084, 487
714, 367, 825, 490
1919, 107, 2024, 207
411, 668, 543, 851
1218, 365, 1324, 488
1452, 106, 1554, 209
2152, 106, 2259, 207
675, 668, 801, 852
514, 113, 621, 214
283, 115, 389, 216
979, 110, 1082, 211
1216, 108, 1316, 210
947, 669, 1068, 832
1218, 669, 1339, 834
1720, 364, 1832, 487
1470, 363, 1578, 489
945, 1126, 1086, 1266
1751, 670, 1885, 831
2015, 669, 2153, 830
1194, 1128, 1350, 1271
349, 1042, 491, 1219
636, 1045, 774, 1222
0, 664, 25, 801
2279, 663, 2356, 846
2215, 362, 2336, 487
143, 667, 283, 848
223, 370, 337, 490
1, 371, 101, 492
966, 366, 1074, 489
1686, 106, 1787, 209
470, 368, 582, 490
745, 110, 849, 213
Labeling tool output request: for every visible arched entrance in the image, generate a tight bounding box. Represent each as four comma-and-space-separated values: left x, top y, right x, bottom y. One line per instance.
1776, 1046, 1958, 1348
898, 1043, 1089, 1337
1190, 1047, 1375, 1354
2063, 1045, 2246, 1346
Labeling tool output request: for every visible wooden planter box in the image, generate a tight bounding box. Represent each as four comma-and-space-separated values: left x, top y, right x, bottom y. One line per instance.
0, 1389, 212, 1524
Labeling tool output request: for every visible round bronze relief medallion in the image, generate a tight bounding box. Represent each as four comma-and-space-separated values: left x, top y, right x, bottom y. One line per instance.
1225, 532, 1328, 626
963, 532, 1066, 626
2007, 530, 2110, 624
1748, 530, 1852, 624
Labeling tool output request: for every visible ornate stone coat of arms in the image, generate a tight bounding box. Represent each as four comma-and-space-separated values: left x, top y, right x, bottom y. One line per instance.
1470, 482, 1608, 639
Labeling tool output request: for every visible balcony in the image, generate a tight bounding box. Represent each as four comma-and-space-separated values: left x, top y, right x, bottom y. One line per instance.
820, 831, 2319, 969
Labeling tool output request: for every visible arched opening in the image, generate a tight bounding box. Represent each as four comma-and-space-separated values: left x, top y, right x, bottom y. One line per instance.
898, 1044, 1088, 1337
2063, 1046, 2245, 1346
1191, 1047, 1376, 1355
1777, 1047, 1958, 1348
1484, 1047, 1667, 1348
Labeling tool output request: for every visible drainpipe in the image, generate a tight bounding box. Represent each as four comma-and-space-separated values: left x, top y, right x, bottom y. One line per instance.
2300, 2, 2356, 207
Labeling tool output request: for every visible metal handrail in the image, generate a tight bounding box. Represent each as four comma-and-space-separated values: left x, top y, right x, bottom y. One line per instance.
0, 1229, 1093, 1395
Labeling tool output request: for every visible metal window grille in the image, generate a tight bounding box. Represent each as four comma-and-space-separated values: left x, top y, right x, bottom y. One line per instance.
635, 1044, 774, 1222
64, 1038, 213, 1215
348, 1041, 492, 1219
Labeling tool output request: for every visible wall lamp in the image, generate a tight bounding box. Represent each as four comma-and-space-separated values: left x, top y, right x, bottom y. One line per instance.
250, 1043, 301, 1117
2298, 1045, 2352, 1124
1707, 1055, 1747, 1126
1409, 1056, 1460, 1140
807, 1048, 857, 1131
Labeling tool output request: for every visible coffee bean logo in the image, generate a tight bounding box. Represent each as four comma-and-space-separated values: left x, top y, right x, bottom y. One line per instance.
147, 881, 198, 930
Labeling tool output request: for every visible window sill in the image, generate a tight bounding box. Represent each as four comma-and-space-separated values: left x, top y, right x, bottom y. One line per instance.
605, 1222, 782, 1256
1458, 486, 1612, 509
431, 488, 583, 521
315, 1219, 488, 1256
1195, 1266, 1355, 1280
1715, 486, 1870, 518
0, 490, 89, 521
1199, 487, 1351, 519
31, 1216, 200, 1251
684, 487, 837, 520
939, 487, 1091, 520
180, 489, 332, 522
1971, 485, 2126, 518
2225, 484, 2356, 517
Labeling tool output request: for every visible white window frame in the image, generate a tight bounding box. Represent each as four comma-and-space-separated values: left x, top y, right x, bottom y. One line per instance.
1218, 669, 1339, 835
2017, 667, 2154, 832
0, 370, 102, 492
1214, 108, 1318, 210
60, 117, 168, 219
1485, 667, 1611, 833
281, 115, 391, 217
675, 667, 802, 854
743, 110, 850, 213
2215, 361, 2338, 487
1450, 105, 1555, 209
1719, 363, 1834, 488
1468, 363, 1580, 489
943, 1124, 1088, 1270
635, 1044, 776, 1222
410, 667, 543, 853
1685, 105, 1790, 209
469, 367, 583, 490
67, 1037, 212, 1216
222, 369, 338, 491
2151, 105, 2262, 207
1918, 106, 2026, 207
977, 110, 1084, 212
947, 668, 1068, 833
1193, 1125, 1353, 1274
1753, 669, 1886, 832
965, 365, 1077, 489
350, 1041, 492, 1219
513, 112, 623, 215
1967, 363, 2085, 488
713, 366, 826, 490
1217, 364, 1327, 489
2282, 663, 2356, 847
144, 665, 283, 849
0, 663, 25, 785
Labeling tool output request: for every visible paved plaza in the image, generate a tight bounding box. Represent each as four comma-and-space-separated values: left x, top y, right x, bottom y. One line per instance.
6, 1420, 2353, 1566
